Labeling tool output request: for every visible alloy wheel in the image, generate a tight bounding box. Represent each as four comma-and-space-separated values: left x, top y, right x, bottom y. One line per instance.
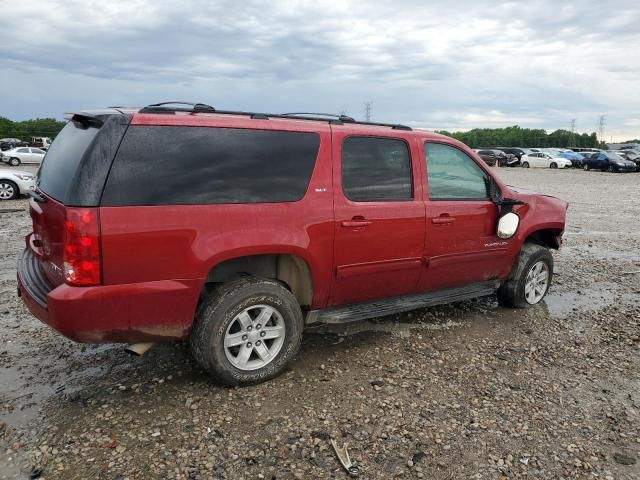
0, 182, 16, 200
223, 304, 286, 371
524, 261, 549, 305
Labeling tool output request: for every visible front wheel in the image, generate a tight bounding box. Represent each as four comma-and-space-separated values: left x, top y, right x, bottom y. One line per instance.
497, 243, 553, 308
607, 165, 615, 173
190, 276, 303, 386
0, 180, 18, 200
583, 164, 590, 171
521, 162, 529, 168
550, 162, 557, 169
8, 157, 20, 167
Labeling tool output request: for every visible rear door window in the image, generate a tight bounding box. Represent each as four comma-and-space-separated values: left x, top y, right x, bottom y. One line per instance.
101, 126, 321, 206
341, 136, 412, 202
37, 121, 100, 202
425, 143, 488, 200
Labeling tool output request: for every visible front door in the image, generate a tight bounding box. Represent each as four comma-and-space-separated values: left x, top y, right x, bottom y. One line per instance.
417, 142, 510, 291
329, 131, 425, 306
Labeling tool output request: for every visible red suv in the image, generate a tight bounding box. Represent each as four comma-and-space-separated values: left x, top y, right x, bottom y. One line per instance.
17, 102, 567, 385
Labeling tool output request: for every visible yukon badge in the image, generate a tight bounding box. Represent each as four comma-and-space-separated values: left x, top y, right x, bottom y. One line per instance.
484, 241, 508, 248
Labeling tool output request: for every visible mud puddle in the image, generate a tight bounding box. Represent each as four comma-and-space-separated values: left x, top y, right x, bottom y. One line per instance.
543, 281, 618, 319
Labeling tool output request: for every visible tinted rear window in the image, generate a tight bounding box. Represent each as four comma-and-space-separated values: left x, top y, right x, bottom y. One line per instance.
101, 126, 320, 206
341, 136, 413, 202
37, 122, 100, 202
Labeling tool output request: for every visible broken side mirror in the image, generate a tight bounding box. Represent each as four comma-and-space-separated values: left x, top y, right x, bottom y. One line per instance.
497, 212, 520, 239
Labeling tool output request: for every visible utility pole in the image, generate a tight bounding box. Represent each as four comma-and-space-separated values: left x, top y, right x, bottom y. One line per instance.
364, 102, 372, 122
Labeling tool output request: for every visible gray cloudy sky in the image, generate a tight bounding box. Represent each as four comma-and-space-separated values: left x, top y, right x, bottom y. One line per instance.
1, 0, 639, 140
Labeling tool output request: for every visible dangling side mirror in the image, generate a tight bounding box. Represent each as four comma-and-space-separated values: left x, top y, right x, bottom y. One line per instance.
497, 212, 520, 239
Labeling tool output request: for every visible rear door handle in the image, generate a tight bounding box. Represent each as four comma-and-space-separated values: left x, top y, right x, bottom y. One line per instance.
432, 215, 456, 225
341, 217, 372, 228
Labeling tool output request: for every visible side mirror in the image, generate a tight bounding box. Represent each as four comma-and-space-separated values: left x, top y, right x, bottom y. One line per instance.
497, 212, 520, 239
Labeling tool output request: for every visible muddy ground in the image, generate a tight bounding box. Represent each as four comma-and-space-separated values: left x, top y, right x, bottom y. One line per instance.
1, 166, 639, 480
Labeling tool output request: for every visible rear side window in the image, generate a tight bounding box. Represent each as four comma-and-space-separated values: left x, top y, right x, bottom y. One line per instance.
101, 126, 320, 206
37, 122, 100, 202
342, 137, 412, 202
425, 143, 488, 200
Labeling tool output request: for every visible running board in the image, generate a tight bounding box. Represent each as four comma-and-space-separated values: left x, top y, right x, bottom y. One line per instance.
305, 281, 499, 325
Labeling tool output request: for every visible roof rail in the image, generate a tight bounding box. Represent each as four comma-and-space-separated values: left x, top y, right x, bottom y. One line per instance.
136, 102, 412, 130
282, 112, 356, 123
139, 101, 216, 114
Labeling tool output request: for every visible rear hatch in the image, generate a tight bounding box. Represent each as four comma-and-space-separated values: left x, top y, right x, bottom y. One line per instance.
27, 111, 130, 289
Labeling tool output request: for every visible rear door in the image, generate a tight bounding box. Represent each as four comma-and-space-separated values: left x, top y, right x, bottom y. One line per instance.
329, 129, 425, 306
16, 147, 30, 163
417, 142, 509, 291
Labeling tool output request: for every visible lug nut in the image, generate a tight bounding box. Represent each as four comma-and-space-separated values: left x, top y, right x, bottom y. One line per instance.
260, 331, 266, 337
247, 326, 253, 331
256, 324, 262, 329
256, 340, 261, 346
242, 335, 248, 341
246, 342, 252, 348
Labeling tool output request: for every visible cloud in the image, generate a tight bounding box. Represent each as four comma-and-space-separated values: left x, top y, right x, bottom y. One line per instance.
0, 0, 639, 140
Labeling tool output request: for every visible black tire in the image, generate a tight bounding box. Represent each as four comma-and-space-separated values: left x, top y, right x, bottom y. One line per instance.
0, 180, 19, 200
550, 162, 557, 169
190, 276, 303, 386
583, 164, 590, 171
497, 243, 554, 308
8, 157, 20, 167
607, 165, 615, 173
521, 162, 529, 168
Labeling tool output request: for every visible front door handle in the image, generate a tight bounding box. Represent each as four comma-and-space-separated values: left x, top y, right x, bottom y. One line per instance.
341, 216, 372, 228
432, 214, 456, 225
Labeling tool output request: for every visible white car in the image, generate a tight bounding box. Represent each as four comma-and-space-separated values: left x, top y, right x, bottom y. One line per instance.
0, 169, 36, 200
0, 147, 46, 166
520, 152, 572, 169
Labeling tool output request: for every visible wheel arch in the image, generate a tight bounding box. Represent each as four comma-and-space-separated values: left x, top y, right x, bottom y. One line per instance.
204, 252, 314, 308
523, 228, 564, 250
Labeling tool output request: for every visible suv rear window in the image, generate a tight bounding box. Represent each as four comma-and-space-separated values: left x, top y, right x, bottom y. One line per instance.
37, 122, 100, 202
101, 126, 320, 206
342, 136, 413, 202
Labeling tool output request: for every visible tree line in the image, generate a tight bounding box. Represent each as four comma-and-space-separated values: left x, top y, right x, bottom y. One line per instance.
436, 125, 603, 148
0, 117, 66, 141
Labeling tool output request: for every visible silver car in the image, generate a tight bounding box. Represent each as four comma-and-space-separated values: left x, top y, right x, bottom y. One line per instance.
0, 169, 36, 200
0, 147, 46, 166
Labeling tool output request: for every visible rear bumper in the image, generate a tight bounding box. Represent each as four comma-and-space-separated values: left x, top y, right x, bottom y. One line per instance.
17, 248, 202, 343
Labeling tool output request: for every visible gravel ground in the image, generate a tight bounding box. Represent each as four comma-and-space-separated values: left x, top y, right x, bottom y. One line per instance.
1, 166, 639, 480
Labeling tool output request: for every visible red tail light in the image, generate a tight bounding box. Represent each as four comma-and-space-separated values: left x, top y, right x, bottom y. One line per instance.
63, 208, 101, 286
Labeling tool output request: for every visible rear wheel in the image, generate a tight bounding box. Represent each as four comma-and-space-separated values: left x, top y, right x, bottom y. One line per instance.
607, 165, 615, 173
550, 162, 557, 169
583, 164, 590, 171
521, 162, 529, 168
0, 180, 18, 200
8, 157, 20, 167
190, 276, 303, 386
497, 243, 553, 308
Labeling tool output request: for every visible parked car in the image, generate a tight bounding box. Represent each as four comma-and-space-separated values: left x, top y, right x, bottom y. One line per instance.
473, 149, 501, 166
0, 147, 46, 166
520, 152, 572, 169
0, 138, 28, 151
17, 103, 568, 385
0, 169, 36, 200
31, 137, 53, 150
583, 152, 636, 172
557, 151, 585, 167
606, 151, 640, 171
496, 147, 530, 162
